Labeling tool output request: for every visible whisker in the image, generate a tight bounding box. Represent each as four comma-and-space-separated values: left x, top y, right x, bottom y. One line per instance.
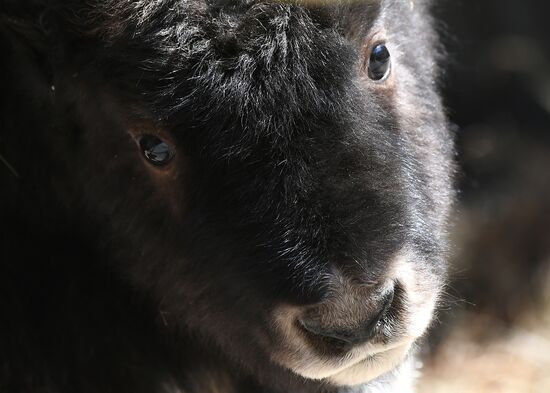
0, 152, 20, 178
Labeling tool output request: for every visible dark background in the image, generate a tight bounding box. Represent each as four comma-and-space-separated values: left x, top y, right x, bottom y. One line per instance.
1, 1, 547, 391
420, 1, 550, 391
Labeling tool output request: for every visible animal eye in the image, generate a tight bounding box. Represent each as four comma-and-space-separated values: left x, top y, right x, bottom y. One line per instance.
139, 135, 175, 166
368, 44, 391, 81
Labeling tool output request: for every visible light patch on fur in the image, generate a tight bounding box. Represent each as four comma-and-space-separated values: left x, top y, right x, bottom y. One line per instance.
390, 249, 440, 339
394, 356, 422, 393
356, 357, 417, 393
388, 20, 454, 237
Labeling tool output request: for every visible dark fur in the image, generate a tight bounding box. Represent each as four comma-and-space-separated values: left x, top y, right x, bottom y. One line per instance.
0, 1, 453, 392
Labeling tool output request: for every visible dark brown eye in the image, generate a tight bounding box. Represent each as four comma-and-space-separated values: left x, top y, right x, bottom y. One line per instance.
139, 135, 174, 166
368, 44, 391, 81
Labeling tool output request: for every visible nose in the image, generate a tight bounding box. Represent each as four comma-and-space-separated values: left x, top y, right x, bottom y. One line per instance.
298, 286, 395, 348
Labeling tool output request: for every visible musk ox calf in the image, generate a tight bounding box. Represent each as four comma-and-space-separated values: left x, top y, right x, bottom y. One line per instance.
0, 0, 453, 392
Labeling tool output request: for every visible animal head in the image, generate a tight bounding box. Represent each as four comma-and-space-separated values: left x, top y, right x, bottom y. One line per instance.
1, 0, 453, 389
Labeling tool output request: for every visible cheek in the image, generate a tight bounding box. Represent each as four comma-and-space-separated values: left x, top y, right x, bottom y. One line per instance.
141, 157, 187, 216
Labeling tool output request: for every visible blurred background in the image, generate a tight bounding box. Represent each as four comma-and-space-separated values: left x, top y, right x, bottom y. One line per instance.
419, 1, 550, 392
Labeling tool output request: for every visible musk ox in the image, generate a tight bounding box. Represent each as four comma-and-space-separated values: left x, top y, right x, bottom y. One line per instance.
0, 0, 453, 392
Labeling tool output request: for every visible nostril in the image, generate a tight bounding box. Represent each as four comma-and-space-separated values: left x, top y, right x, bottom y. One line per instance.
298, 286, 396, 348
365, 287, 395, 333
298, 319, 356, 347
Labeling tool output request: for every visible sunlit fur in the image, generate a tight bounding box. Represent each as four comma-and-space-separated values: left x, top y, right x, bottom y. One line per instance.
0, 0, 453, 392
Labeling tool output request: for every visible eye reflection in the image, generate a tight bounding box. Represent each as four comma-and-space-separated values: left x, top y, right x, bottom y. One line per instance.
368, 44, 391, 81
139, 135, 175, 166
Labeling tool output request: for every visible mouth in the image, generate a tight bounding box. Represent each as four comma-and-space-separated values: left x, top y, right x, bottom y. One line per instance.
285, 325, 414, 386
271, 286, 414, 386
270, 250, 440, 387
296, 284, 397, 354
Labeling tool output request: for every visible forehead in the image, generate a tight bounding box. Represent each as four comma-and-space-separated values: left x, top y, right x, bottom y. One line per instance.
91, 0, 413, 136
207, 0, 385, 35
98, 0, 387, 41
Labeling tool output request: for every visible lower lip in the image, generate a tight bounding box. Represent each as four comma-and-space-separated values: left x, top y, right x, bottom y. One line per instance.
326, 343, 412, 386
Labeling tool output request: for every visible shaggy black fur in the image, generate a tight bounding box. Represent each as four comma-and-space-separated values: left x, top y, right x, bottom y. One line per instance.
0, 1, 453, 392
